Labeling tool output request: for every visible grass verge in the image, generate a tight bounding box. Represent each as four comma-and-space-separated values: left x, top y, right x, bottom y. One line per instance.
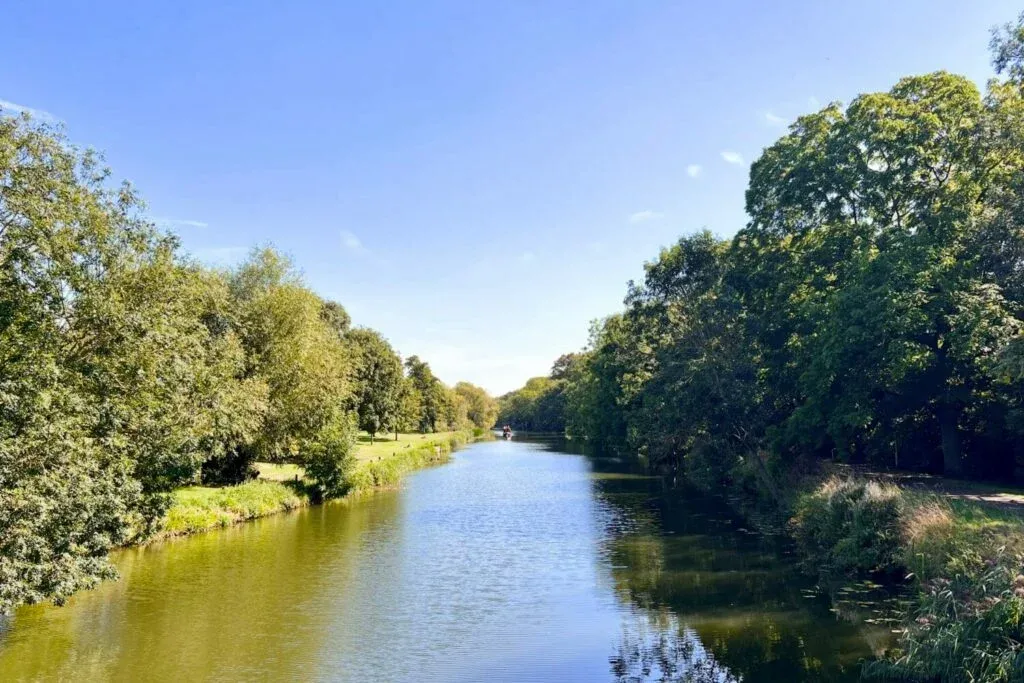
161, 481, 310, 538
159, 430, 484, 539
790, 476, 1024, 681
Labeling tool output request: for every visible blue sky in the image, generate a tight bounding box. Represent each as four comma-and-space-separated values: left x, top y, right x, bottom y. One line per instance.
2, 1, 1019, 394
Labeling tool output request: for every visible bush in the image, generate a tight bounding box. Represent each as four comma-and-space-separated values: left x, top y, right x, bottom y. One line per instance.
792, 477, 906, 576
303, 416, 357, 498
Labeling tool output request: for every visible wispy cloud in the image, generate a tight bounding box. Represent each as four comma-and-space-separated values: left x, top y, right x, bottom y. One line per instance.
520, 250, 537, 263
763, 110, 787, 127
686, 164, 703, 178
628, 210, 663, 224
808, 95, 821, 110
153, 217, 209, 229
340, 230, 365, 253
720, 151, 744, 165
191, 246, 248, 266
0, 98, 55, 122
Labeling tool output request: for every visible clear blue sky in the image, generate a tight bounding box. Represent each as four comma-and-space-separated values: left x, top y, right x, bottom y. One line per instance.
2, 1, 1018, 394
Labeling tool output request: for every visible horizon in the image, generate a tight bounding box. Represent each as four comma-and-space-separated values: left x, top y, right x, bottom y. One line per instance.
3, 0, 1018, 395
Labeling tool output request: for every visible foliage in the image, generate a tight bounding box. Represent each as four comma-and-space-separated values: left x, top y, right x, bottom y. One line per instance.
791, 478, 905, 576
454, 382, 499, 429
507, 24, 1024, 498
346, 328, 404, 442
302, 415, 357, 498
162, 481, 308, 537
0, 114, 494, 611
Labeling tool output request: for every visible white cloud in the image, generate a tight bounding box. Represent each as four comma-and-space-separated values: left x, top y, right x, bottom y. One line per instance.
763, 110, 787, 127
686, 164, 702, 178
720, 151, 744, 165
190, 246, 248, 266
340, 230, 365, 252
153, 217, 209, 229
0, 98, 55, 122
808, 95, 821, 110
628, 210, 663, 224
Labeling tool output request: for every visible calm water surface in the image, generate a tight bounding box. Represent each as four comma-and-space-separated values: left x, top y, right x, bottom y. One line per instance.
0, 438, 890, 682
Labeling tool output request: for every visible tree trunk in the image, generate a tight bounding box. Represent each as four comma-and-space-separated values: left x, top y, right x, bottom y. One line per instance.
370, 432, 375, 445
751, 449, 782, 507
939, 403, 963, 477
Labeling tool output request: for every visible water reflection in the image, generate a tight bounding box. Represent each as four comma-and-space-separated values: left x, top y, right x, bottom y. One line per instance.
571, 443, 886, 682
0, 437, 889, 682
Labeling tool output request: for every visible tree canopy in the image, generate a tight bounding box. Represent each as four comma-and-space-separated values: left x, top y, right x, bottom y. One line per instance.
0, 111, 495, 612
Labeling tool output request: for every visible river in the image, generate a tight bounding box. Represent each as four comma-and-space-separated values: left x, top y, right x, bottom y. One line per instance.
0, 437, 891, 682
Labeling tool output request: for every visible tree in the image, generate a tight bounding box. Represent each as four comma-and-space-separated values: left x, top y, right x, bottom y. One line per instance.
404, 356, 447, 432
454, 382, 499, 429
0, 115, 259, 610
346, 328, 403, 443
320, 300, 351, 338
229, 249, 351, 461
739, 72, 1024, 476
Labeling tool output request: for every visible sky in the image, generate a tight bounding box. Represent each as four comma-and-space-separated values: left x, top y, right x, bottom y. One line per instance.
2, 1, 1020, 395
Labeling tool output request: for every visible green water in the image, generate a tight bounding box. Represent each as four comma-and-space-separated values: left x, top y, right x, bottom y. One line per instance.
0, 438, 889, 682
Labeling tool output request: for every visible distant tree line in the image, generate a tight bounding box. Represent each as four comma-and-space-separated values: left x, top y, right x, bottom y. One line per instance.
502, 25, 1024, 496
0, 114, 496, 612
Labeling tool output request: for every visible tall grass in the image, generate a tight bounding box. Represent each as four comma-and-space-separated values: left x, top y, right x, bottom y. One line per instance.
793, 477, 1024, 681
792, 477, 906, 576
161, 481, 309, 537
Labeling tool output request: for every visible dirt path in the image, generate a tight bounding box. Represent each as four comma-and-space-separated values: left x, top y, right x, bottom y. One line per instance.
829, 464, 1024, 512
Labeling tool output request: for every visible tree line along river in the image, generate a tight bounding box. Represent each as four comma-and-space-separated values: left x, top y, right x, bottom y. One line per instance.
0, 437, 892, 682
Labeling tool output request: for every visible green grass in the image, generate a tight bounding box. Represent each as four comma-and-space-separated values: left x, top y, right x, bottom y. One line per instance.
792, 477, 1024, 681
161, 481, 310, 537
255, 462, 306, 481
353, 431, 466, 463
161, 431, 483, 539
345, 430, 479, 494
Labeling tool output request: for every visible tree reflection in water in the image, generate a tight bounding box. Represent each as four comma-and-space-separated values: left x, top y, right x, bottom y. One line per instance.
587, 452, 875, 682
610, 614, 735, 683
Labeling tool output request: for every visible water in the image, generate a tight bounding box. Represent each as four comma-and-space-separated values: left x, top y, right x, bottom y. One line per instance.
0, 438, 890, 682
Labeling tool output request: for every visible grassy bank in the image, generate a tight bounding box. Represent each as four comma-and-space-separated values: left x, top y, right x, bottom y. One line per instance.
788, 476, 1024, 681
161, 481, 310, 537
345, 430, 480, 494
158, 430, 481, 539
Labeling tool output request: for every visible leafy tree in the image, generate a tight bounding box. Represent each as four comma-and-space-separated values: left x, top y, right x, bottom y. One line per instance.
454, 382, 499, 429
346, 328, 403, 443
320, 300, 351, 338
404, 355, 447, 432
740, 71, 1023, 475
0, 115, 258, 610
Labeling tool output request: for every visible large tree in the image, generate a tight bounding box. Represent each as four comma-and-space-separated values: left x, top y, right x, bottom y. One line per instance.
739, 71, 1023, 475
454, 382, 499, 429
346, 328, 404, 443
0, 115, 260, 610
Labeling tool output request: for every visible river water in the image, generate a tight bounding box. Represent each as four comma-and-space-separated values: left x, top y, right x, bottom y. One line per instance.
0, 438, 890, 682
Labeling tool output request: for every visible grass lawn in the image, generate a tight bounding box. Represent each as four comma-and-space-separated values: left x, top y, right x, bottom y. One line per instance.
353, 431, 465, 463
255, 462, 306, 481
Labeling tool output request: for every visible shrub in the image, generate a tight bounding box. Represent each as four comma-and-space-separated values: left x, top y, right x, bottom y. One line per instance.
792, 477, 905, 576
303, 416, 357, 498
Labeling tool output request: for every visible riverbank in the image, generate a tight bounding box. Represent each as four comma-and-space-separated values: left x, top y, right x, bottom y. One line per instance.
774, 472, 1024, 681
158, 430, 481, 539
